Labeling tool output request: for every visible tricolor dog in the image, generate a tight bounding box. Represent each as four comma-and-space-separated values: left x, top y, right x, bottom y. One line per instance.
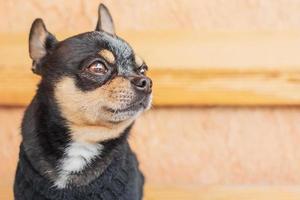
14, 4, 151, 200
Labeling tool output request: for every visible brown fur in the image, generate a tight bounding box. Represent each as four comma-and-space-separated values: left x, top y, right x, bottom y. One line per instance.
98, 49, 116, 64
54, 76, 140, 143
135, 54, 143, 67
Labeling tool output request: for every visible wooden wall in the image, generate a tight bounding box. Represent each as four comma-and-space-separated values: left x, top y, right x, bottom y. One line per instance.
2, 107, 300, 187
1, 1, 300, 198
3, 0, 300, 32
2, 1, 300, 106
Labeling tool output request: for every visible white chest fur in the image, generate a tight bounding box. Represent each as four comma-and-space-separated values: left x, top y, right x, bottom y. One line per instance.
54, 142, 103, 188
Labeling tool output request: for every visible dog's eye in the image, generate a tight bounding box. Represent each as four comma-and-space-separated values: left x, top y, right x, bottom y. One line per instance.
138, 64, 148, 75
86, 61, 108, 75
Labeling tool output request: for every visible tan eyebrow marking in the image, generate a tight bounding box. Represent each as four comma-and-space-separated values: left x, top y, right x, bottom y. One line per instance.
135, 54, 143, 67
98, 49, 115, 64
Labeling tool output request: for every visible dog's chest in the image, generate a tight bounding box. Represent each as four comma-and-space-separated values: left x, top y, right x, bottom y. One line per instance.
14, 142, 144, 200
54, 142, 103, 188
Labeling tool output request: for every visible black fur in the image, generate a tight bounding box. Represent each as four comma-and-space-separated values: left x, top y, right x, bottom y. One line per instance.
14, 4, 150, 200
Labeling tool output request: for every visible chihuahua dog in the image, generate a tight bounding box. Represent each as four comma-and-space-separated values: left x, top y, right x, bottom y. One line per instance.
14, 4, 151, 200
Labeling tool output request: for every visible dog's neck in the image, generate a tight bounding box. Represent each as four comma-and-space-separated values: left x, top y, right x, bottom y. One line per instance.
21, 89, 132, 188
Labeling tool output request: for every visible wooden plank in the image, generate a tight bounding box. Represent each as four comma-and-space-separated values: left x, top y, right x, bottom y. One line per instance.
3, 31, 300, 71
1, 32, 300, 106
2, 67, 300, 106
3, 107, 300, 186
3, 0, 300, 33
151, 68, 300, 106
2, 185, 300, 200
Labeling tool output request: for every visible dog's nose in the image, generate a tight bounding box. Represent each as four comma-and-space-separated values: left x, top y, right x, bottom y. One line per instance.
131, 76, 152, 93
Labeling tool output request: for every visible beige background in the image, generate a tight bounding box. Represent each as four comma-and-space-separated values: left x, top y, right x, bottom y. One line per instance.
2, 0, 300, 33
2, 107, 300, 187
1, 0, 300, 195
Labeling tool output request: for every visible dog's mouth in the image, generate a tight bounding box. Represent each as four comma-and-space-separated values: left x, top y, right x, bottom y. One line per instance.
101, 93, 152, 123
104, 96, 150, 113
106, 103, 142, 113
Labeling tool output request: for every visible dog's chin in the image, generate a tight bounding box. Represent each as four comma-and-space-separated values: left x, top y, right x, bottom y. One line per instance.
103, 95, 152, 123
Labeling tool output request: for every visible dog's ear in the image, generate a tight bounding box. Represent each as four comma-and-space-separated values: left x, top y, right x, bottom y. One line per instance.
29, 18, 57, 75
95, 4, 115, 35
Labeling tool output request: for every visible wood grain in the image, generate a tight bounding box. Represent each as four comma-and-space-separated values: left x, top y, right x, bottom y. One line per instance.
3, 68, 300, 106
2, 31, 300, 106
3, 107, 300, 186
3, 0, 300, 32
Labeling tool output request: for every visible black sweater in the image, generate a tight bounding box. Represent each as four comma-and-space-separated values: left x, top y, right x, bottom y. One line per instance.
14, 143, 144, 200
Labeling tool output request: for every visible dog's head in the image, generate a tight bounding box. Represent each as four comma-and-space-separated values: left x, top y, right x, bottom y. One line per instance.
29, 4, 152, 142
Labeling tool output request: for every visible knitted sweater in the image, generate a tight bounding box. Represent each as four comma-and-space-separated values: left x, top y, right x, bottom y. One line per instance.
14, 143, 144, 200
